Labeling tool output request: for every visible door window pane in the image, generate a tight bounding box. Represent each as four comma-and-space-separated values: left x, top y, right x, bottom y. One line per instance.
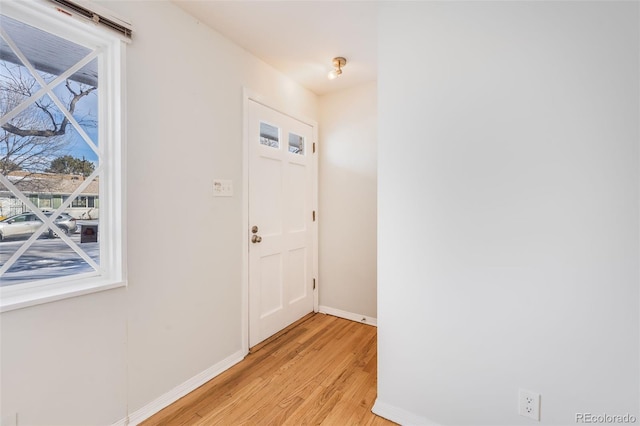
260, 122, 279, 149
288, 133, 305, 155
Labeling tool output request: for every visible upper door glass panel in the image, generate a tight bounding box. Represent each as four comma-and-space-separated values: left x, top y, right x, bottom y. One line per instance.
260, 122, 279, 149
288, 132, 305, 155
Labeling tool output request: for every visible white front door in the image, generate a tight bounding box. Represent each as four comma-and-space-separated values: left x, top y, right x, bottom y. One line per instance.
248, 100, 316, 347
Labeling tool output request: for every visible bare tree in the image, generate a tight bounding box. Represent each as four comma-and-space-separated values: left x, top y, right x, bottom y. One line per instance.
0, 61, 96, 177
0, 98, 69, 176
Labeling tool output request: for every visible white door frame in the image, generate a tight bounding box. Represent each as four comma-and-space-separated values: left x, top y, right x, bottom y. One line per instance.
241, 88, 319, 355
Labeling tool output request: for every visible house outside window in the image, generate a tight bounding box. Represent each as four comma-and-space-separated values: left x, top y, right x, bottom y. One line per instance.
0, 1, 127, 311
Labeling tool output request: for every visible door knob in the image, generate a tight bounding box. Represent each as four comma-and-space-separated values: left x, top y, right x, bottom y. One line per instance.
251, 225, 259, 234
251, 235, 262, 243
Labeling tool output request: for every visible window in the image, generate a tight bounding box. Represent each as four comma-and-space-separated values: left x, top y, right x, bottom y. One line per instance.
0, 2, 126, 311
72, 196, 88, 208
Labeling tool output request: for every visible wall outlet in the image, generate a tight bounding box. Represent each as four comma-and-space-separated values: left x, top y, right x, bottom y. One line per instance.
519, 389, 540, 421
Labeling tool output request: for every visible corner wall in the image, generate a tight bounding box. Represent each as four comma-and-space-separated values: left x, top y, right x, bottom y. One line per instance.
318, 82, 377, 321
376, 2, 639, 425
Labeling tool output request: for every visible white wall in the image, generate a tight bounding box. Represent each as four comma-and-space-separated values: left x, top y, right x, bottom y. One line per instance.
0, 1, 317, 424
318, 82, 377, 321
1, 290, 127, 425
376, 2, 639, 425
116, 1, 316, 415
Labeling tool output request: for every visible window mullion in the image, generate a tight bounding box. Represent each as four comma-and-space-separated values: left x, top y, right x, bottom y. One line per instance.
0, 26, 55, 109
0, 174, 45, 219
0, 228, 44, 276
0, 29, 99, 128
42, 55, 102, 157
0, 171, 103, 277
0, 167, 100, 224
45, 92, 101, 158
0, 85, 48, 128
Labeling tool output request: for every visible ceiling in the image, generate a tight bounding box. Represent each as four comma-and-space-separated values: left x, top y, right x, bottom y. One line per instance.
172, 1, 378, 96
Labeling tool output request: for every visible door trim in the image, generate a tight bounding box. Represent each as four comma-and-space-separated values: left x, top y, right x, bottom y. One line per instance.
241, 88, 319, 355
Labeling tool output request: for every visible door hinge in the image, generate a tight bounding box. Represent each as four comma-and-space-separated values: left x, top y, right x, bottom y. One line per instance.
313, 278, 316, 290
312, 210, 316, 221
313, 142, 316, 153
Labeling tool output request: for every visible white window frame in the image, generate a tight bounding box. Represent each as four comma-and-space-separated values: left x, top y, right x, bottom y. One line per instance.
0, 0, 126, 312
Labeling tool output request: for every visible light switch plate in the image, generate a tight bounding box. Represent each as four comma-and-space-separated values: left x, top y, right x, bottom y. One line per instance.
213, 179, 233, 197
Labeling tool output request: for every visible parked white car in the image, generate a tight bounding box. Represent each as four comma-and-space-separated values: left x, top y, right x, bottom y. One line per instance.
0, 212, 77, 241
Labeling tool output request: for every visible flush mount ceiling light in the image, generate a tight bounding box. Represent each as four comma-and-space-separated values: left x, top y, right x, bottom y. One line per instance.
328, 57, 347, 80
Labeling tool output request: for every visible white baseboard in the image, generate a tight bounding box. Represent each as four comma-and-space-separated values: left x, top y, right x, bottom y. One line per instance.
111, 417, 127, 426
120, 349, 246, 426
372, 399, 441, 426
114, 309, 373, 426
318, 305, 377, 327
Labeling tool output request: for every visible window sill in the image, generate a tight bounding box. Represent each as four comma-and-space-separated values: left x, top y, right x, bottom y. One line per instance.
0, 277, 126, 313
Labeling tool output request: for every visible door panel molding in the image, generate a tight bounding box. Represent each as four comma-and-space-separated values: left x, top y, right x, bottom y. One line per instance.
241, 88, 318, 354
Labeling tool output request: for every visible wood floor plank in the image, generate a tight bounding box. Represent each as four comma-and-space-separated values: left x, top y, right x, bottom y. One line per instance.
249, 312, 317, 353
142, 313, 396, 426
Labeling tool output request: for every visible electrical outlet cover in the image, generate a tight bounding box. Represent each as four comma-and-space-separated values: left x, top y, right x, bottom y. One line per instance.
519, 389, 540, 421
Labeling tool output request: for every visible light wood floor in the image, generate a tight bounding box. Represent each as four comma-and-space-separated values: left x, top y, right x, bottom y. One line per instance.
142, 313, 396, 426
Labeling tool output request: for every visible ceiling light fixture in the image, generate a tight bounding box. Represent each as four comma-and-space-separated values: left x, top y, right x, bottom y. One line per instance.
328, 57, 347, 80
